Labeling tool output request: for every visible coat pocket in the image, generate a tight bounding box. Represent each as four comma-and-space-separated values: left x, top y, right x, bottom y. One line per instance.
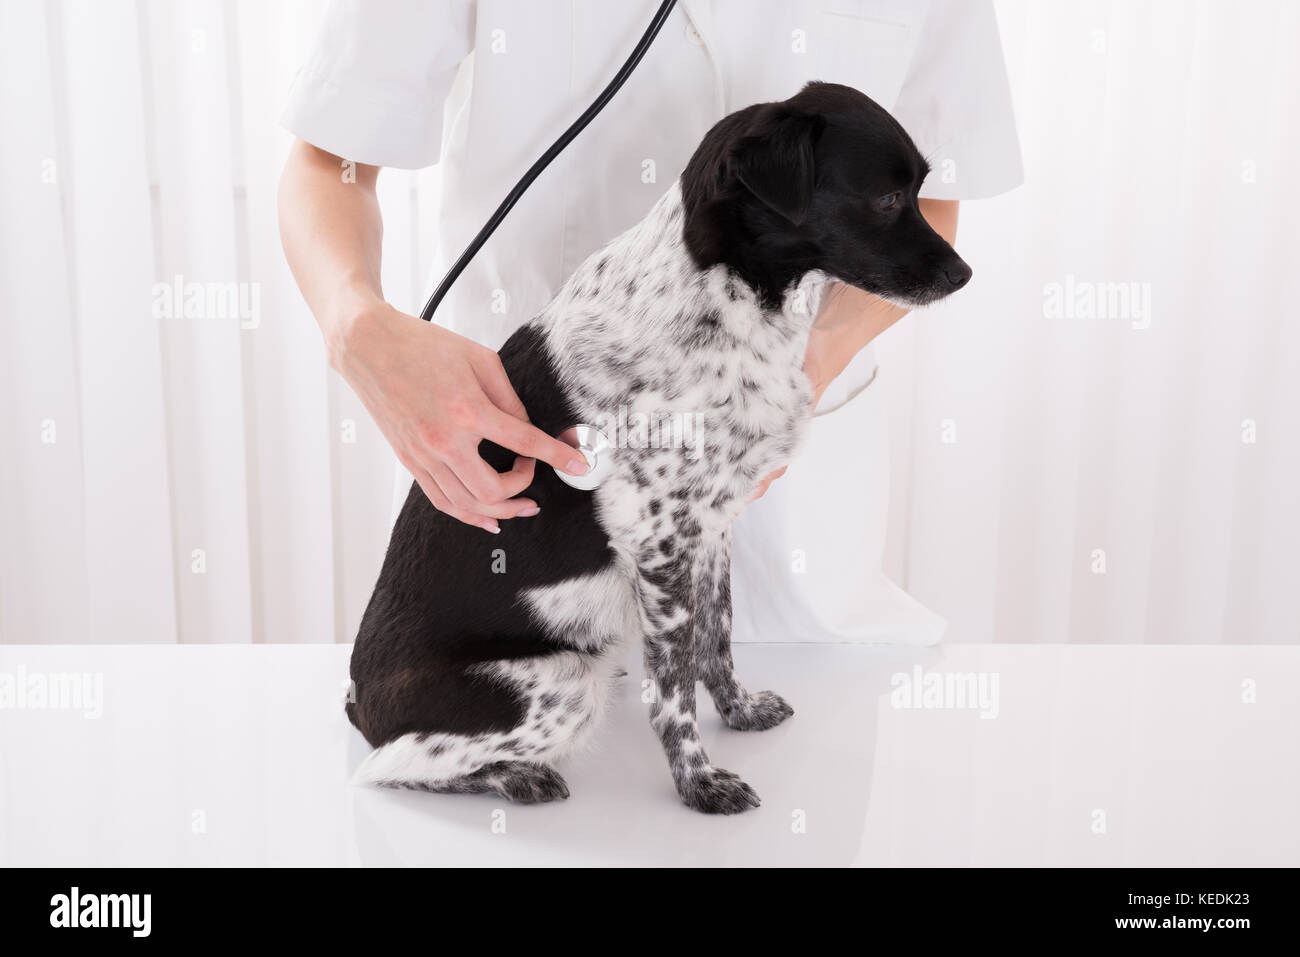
815, 5, 915, 111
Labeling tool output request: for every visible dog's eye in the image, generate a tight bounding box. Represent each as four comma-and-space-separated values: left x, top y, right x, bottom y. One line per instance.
877, 191, 902, 212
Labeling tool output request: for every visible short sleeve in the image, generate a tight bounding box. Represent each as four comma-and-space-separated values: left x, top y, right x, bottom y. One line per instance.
893, 0, 1023, 200
280, 0, 475, 169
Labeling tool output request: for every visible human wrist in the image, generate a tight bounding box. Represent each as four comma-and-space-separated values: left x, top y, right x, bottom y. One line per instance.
812, 282, 900, 361
325, 278, 388, 374
805, 320, 858, 386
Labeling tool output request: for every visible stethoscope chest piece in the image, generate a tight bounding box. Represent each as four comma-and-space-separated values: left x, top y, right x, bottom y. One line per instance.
554, 424, 614, 490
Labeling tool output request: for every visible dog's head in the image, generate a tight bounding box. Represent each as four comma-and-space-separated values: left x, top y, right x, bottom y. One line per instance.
681, 81, 971, 309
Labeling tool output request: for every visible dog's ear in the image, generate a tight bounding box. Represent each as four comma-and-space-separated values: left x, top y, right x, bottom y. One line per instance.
728, 109, 825, 225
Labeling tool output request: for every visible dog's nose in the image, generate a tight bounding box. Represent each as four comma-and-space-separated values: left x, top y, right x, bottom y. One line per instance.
944, 260, 973, 289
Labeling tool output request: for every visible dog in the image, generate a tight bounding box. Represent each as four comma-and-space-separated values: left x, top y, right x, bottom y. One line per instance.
346, 81, 972, 814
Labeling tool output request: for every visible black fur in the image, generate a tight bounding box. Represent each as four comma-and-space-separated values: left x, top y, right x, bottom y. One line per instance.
347, 325, 615, 749
683, 81, 970, 308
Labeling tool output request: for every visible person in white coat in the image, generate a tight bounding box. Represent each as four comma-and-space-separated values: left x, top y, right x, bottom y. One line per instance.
277, 0, 1022, 646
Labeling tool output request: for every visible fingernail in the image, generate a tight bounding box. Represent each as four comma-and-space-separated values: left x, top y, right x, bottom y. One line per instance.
518, 506, 540, 517
480, 521, 500, 534
566, 458, 590, 475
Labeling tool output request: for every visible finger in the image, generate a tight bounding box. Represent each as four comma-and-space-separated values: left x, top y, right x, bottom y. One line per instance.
502, 453, 538, 496
430, 459, 539, 521
402, 456, 500, 533
481, 406, 591, 476
448, 442, 539, 506
477, 452, 538, 501
474, 352, 529, 422
749, 467, 787, 503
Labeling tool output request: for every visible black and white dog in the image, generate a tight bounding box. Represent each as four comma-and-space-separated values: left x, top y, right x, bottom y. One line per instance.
347, 82, 971, 814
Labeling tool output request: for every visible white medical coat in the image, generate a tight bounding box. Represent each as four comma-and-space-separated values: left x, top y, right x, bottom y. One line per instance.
282, 0, 1023, 644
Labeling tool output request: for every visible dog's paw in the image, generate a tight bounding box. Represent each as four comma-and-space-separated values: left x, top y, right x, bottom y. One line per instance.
490, 762, 571, 804
677, 766, 761, 814
722, 690, 794, 731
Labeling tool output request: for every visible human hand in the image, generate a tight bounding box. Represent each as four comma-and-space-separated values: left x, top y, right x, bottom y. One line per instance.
745, 322, 837, 505
335, 301, 589, 533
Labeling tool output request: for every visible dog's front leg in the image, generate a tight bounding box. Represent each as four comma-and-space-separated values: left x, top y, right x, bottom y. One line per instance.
694, 529, 794, 731
635, 539, 760, 814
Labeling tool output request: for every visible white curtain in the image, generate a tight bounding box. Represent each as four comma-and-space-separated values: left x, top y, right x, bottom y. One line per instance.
0, 0, 428, 644
876, 0, 1300, 644
2, 0, 1296, 645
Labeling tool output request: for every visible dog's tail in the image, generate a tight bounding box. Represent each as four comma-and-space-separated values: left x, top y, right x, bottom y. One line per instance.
352, 732, 464, 790
351, 733, 571, 803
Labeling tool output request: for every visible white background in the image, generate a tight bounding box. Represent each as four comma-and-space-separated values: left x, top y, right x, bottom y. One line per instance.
1, 0, 1296, 645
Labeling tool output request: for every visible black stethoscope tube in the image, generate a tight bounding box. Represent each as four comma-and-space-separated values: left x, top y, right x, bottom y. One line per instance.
419, 0, 679, 324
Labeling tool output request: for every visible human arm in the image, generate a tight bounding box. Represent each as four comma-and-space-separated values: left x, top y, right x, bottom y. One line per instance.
276, 139, 588, 533
750, 198, 959, 499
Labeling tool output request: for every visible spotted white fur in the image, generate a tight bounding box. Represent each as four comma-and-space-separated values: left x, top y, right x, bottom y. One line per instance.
553, 186, 817, 813
519, 564, 640, 653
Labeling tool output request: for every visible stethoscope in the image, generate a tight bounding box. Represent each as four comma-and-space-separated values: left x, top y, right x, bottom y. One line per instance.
416, 0, 678, 490
554, 425, 616, 491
